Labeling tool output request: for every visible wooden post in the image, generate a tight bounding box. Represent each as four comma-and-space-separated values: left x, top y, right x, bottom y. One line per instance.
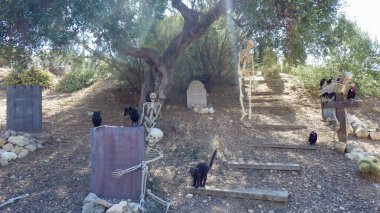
322, 94, 360, 142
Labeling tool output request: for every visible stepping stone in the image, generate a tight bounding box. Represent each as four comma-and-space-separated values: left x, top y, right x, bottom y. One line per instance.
254, 124, 307, 131
187, 186, 288, 202
250, 143, 316, 150
219, 161, 301, 171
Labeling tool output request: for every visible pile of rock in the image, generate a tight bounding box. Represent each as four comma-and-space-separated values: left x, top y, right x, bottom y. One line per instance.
192, 105, 215, 114
346, 114, 380, 141
334, 140, 380, 161
82, 193, 145, 213
0, 130, 49, 166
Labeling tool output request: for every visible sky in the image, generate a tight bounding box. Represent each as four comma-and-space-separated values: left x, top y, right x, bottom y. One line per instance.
342, 0, 380, 40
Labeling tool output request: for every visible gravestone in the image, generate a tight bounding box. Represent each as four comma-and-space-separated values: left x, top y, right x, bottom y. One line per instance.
90, 126, 145, 200
6, 86, 42, 133
187, 80, 207, 109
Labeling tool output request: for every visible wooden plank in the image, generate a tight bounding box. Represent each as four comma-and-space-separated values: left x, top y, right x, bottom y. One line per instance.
253, 106, 292, 110
250, 143, 316, 150
187, 186, 288, 202
90, 126, 144, 200
254, 125, 307, 131
251, 98, 283, 103
220, 161, 301, 171
322, 99, 361, 109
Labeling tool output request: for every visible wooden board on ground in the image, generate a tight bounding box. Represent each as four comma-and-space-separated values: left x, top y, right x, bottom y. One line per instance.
254, 124, 307, 131
187, 186, 288, 202
219, 161, 301, 171
251, 98, 283, 103
250, 143, 316, 150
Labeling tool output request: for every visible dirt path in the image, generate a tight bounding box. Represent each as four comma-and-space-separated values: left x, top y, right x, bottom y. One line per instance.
0, 73, 379, 212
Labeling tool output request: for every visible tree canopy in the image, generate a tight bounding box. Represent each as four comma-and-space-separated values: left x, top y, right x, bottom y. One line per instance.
0, 0, 346, 102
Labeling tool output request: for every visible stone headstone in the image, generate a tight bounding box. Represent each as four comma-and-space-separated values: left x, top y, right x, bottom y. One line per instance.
187, 80, 207, 109
90, 126, 144, 200
6, 86, 42, 133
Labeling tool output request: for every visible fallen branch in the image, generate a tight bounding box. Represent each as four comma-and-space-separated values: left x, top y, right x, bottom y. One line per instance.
0, 194, 29, 208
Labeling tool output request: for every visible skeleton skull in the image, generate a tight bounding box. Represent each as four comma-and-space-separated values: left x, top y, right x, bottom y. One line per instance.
150, 93, 157, 102
146, 128, 163, 146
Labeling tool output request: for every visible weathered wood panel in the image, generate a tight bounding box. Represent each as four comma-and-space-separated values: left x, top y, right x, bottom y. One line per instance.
90, 126, 144, 200
322, 99, 361, 109
6, 86, 42, 133
187, 186, 288, 202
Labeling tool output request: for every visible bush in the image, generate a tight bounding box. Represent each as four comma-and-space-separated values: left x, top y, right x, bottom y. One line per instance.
358, 157, 380, 182
4, 68, 53, 88
56, 69, 96, 92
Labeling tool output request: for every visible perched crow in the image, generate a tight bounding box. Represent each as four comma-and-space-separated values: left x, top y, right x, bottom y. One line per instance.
124, 107, 140, 126
326, 78, 332, 84
347, 87, 356, 100
92, 111, 102, 127
308, 131, 318, 145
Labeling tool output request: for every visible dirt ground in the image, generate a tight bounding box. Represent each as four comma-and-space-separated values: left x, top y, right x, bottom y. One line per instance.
0, 71, 379, 213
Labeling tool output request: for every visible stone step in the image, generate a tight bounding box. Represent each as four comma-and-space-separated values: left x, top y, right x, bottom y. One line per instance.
253, 124, 307, 131
249, 143, 316, 150
187, 186, 288, 202
217, 161, 301, 171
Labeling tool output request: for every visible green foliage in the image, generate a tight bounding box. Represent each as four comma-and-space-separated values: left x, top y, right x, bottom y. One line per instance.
56, 68, 96, 93
358, 158, 380, 181
4, 68, 53, 88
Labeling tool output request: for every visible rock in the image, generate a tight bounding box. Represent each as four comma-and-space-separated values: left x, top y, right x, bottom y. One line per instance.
355, 127, 369, 139
370, 132, 380, 141
82, 202, 95, 213
0, 138, 6, 147
23, 133, 31, 139
18, 150, 29, 158
0, 149, 5, 154
1, 151, 17, 161
11, 146, 25, 154
0, 158, 9, 166
94, 205, 106, 213
83, 193, 99, 204
36, 143, 44, 149
346, 142, 360, 153
258, 205, 263, 209
25, 143, 37, 152
186, 193, 193, 199
193, 107, 199, 113
352, 122, 361, 131
248, 209, 254, 213
346, 125, 354, 134
209, 107, 215, 114
106, 201, 128, 213
199, 108, 209, 114
95, 199, 113, 208
345, 152, 364, 161
2, 143, 14, 151
8, 136, 28, 147
3, 130, 11, 138
334, 142, 346, 154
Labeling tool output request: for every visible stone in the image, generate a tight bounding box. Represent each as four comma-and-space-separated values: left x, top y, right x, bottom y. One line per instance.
11, 146, 25, 154
106, 201, 128, 213
187, 80, 207, 109
0, 138, 6, 147
346, 142, 360, 153
2, 143, 14, 151
0, 158, 9, 166
355, 127, 369, 139
199, 108, 209, 114
23, 133, 31, 139
370, 132, 380, 141
82, 202, 95, 213
8, 136, 28, 147
248, 209, 254, 213
334, 142, 346, 154
1, 151, 17, 161
352, 122, 361, 131
209, 107, 215, 114
25, 143, 37, 152
346, 125, 354, 134
18, 150, 29, 158
94, 205, 106, 213
186, 193, 194, 199
83, 193, 99, 204
193, 107, 200, 113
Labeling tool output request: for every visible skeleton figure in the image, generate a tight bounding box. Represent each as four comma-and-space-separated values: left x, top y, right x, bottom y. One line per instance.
139, 92, 162, 132
238, 40, 255, 121
145, 127, 163, 157
319, 72, 354, 141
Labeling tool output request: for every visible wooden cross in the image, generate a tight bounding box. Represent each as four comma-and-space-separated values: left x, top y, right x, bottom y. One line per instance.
322, 93, 360, 142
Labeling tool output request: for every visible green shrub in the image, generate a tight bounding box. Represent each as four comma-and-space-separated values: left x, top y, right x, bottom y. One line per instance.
56, 69, 96, 92
4, 68, 53, 88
